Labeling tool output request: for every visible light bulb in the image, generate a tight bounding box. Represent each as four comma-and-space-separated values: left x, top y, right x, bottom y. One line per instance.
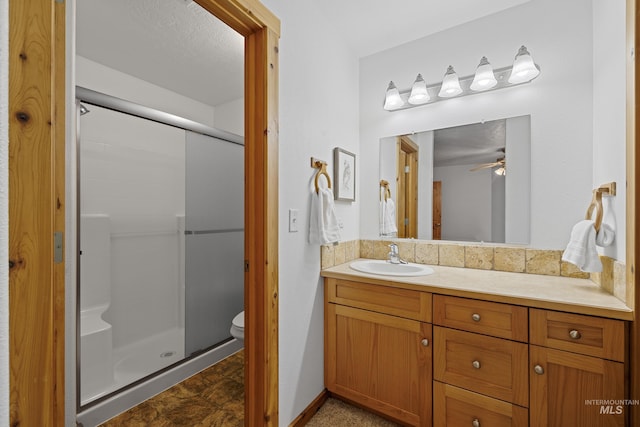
408, 74, 430, 105
383, 81, 404, 110
470, 56, 497, 91
438, 66, 463, 98
508, 45, 540, 84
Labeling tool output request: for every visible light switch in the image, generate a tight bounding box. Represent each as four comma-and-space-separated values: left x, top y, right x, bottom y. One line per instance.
289, 209, 299, 232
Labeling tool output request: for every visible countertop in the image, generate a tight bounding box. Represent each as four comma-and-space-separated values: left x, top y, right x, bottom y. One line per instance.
321, 259, 633, 320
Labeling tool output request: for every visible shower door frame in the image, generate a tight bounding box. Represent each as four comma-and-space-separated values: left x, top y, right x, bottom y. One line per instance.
7, 0, 281, 426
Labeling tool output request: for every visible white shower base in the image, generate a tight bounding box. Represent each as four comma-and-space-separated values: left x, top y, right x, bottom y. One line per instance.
80, 327, 184, 406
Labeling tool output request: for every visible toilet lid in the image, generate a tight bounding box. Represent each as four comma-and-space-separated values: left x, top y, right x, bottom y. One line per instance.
232, 311, 244, 329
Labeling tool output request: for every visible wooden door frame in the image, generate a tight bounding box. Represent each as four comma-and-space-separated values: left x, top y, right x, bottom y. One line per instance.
396, 136, 418, 238
8, 0, 280, 426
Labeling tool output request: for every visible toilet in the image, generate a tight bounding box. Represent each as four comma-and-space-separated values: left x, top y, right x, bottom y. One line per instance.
230, 311, 244, 342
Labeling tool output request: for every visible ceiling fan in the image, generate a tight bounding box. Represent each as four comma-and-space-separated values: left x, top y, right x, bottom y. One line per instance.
469, 156, 505, 172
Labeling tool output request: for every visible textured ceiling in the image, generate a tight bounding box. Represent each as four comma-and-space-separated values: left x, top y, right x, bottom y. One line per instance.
76, 0, 244, 108
76, 0, 530, 108
433, 120, 506, 167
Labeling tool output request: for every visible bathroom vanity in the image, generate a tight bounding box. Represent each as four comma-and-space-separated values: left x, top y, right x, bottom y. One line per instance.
321, 261, 631, 427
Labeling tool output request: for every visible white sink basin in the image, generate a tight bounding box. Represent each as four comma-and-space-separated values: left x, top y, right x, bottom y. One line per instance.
349, 260, 434, 277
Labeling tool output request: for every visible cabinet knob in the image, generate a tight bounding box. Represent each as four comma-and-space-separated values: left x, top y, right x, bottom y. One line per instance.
471, 313, 481, 322
534, 365, 544, 375
421, 338, 429, 347
472, 360, 481, 369
569, 329, 581, 339
472, 419, 481, 427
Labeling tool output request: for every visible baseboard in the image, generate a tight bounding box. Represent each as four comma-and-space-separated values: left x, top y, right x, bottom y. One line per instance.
289, 389, 330, 427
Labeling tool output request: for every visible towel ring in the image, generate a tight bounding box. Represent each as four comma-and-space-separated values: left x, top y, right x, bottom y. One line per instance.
380, 180, 391, 201
585, 189, 604, 232
584, 182, 616, 233
313, 161, 332, 193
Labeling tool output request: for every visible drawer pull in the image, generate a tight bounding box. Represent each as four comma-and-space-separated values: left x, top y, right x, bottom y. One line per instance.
472, 360, 481, 369
472, 419, 480, 427
471, 313, 481, 322
534, 365, 544, 375
421, 338, 429, 347
569, 329, 582, 339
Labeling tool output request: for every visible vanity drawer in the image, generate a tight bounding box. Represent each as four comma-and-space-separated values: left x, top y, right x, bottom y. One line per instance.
434, 326, 528, 406
529, 309, 626, 362
434, 381, 528, 427
433, 295, 528, 342
325, 278, 431, 322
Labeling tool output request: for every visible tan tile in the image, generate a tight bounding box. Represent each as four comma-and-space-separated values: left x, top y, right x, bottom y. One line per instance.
342, 240, 354, 262
494, 247, 525, 273
598, 256, 615, 294
334, 243, 346, 265
374, 240, 393, 260
560, 261, 590, 279
525, 249, 561, 276
439, 244, 465, 267
465, 246, 494, 270
352, 239, 360, 260
415, 242, 438, 265
613, 261, 627, 303
321, 244, 335, 269
360, 240, 375, 259
396, 241, 416, 263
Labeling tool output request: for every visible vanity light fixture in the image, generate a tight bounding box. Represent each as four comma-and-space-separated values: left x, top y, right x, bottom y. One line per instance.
383, 45, 540, 111
438, 66, 463, 98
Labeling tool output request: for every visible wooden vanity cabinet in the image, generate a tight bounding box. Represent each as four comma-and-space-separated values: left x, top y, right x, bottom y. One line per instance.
325, 278, 433, 426
529, 309, 627, 427
324, 278, 629, 427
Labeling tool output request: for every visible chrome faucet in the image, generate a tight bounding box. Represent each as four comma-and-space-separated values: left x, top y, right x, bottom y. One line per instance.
388, 243, 406, 264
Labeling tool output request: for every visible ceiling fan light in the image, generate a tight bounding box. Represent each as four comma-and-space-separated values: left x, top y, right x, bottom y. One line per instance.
470, 56, 497, 91
408, 74, 430, 105
438, 65, 463, 98
508, 45, 540, 84
383, 81, 404, 110
494, 166, 506, 176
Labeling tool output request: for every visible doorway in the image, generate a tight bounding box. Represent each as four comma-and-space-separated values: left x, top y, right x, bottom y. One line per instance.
7, 0, 280, 426
396, 135, 418, 238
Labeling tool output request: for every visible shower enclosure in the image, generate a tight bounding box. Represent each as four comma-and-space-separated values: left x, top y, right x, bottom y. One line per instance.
76, 88, 244, 418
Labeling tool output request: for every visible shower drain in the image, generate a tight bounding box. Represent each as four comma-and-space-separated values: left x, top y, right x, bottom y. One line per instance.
160, 351, 176, 358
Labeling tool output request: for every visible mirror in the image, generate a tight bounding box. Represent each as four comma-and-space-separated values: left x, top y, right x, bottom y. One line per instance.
379, 116, 530, 244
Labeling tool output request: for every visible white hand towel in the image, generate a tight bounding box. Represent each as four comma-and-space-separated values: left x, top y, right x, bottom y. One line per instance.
309, 187, 341, 245
379, 199, 398, 236
561, 220, 602, 272
595, 223, 615, 247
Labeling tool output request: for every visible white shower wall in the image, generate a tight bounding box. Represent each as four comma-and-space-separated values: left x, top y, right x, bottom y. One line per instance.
80, 105, 186, 349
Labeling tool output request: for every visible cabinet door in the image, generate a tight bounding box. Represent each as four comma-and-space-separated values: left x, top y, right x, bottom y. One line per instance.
530, 345, 625, 427
325, 303, 432, 426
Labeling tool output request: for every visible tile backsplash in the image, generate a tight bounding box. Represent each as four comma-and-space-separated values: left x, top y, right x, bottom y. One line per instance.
320, 239, 627, 304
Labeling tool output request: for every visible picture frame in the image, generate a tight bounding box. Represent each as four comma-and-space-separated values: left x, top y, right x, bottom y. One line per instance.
333, 147, 356, 201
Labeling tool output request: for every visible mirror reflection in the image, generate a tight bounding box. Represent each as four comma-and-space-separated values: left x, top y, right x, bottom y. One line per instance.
379, 116, 530, 244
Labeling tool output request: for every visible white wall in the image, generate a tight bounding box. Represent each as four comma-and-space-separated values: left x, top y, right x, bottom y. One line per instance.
593, 0, 626, 260
214, 97, 244, 136
417, 132, 434, 240
0, 0, 9, 423
260, 1, 360, 424
435, 165, 493, 242
77, 56, 217, 128
360, 0, 598, 250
